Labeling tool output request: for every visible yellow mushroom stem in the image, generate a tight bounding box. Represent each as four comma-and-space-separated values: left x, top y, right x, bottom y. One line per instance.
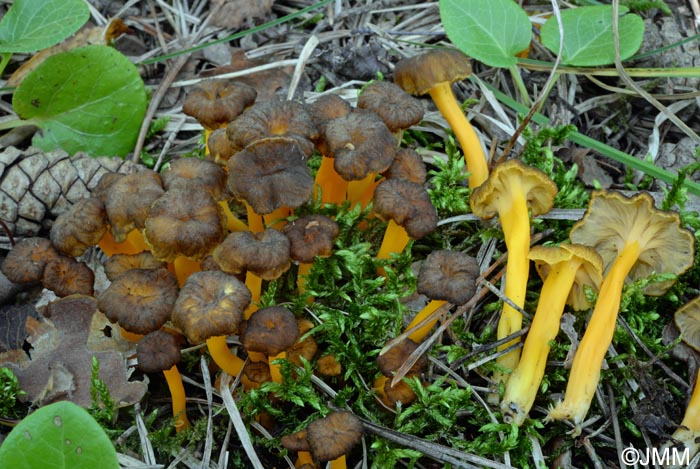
263, 206, 290, 230
170, 256, 202, 287
427, 82, 488, 188
218, 200, 248, 232
297, 262, 313, 295
376, 220, 410, 260
372, 375, 391, 407
494, 187, 531, 375
501, 259, 582, 425
205, 335, 246, 377
163, 365, 191, 432
663, 372, 700, 460
269, 351, 286, 383
296, 451, 315, 468
315, 156, 348, 204
406, 299, 447, 343
329, 455, 347, 469
98, 229, 148, 256
347, 173, 376, 209
245, 201, 265, 234
548, 240, 640, 426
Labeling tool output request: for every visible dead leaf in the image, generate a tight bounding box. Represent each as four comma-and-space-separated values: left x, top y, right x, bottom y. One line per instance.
0, 295, 146, 408
210, 0, 274, 30
0, 304, 38, 352
8, 18, 131, 87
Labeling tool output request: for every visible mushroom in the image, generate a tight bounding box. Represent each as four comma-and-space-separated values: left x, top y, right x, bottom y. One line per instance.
548, 191, 695, 428
97, 268, 179, 337
240, 305, 299, 383
373, 178, 438, 261
661, 297, 700, 464
469, 160, 557, 375
373, 336, 429, 408
172, 270, 251, 377
103, 251, 167, 282
382, 147, 428, 185
100, 170, 164, 254
226, 98, 318, 157
1, 237, 60, 284
393, 48, 488, 188
136, 330, 190, 432
281, 411, 364, 464
183, 79, 257, 155
50, 197, 108, 258
207, 128, 236, 164
212, 228, 291, 313
227, 137, 314, 231
42, 255, 95, 297
408, 250, 480, 342
282, 214, 339, 294
309, 94, 353, 204
357, 81, 424, 135
143, 187, 227, 285
501, 243, 603, 426
324, 110, 397, 207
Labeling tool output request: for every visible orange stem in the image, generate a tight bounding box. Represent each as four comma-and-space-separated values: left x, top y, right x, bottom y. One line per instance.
163, 365, 191, 432
315, 156, 347, 204
205, 335, 245, 377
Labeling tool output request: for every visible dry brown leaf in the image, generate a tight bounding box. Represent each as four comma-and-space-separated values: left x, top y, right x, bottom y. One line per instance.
8, 18, 131, 87
0, 295, 146, 408
210, 0, 274, 30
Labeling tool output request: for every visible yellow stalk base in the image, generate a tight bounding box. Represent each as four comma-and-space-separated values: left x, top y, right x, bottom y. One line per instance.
347, 173, 376, 208
315, 155, 348, 204
406, 299, 447, 343
244, 271, 262, 319
206, 335, 245, 377
219, 200, 248, 232
548, 240, 640, 427
171, 256, 201, 287
376, 220, 410, 260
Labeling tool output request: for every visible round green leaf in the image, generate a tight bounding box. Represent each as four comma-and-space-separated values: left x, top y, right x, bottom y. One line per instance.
0, 0, 89, 53
0, 401, 119, 469
540, 5, 645, 66
13, 45, 147, 158
439, 0, 532, 68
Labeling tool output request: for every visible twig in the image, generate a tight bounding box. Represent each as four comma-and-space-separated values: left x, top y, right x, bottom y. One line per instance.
219, 373, 265, 469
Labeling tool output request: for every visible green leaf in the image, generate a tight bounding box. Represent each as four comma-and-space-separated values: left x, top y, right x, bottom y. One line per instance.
0, 0, 89, 53
0, 401, 119, 469
439, 0, 532, 68
13, 45, 147, 157
540, 5, 645, 66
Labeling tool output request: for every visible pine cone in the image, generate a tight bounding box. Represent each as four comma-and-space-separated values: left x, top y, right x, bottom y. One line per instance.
0, 147, 138, 248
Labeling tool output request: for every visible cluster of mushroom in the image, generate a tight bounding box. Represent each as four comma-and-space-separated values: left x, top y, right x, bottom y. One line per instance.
490, 189, 695, 432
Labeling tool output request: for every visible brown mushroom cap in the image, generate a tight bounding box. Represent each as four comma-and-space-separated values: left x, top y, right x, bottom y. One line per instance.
280, 429, 311, 453
183, 79, 257, 129
394, 48, 473, 96
325, 110, 397, 181
103, 251, 167, 281
529, 243, 603, 311
137, 330, 182, 373
282, 214, 339, 263
240, 305, 299, 356
569, 191, 695, 295
316, 354, 342, 377
161, 158, 229, 201
357, 81, 424, 132
103, 170, 165, 242
308, 94, 353, 155
383, 376, 419, 407
143, 188, 227, 262
227, 137, 314, 215
286, 319, 319, 367
376, 337, 428, 377
207, 128, 235, 164
1, 237, 61, 283
469, 159, 557, 220
92, 172, 127, 204
213, 228, 291, 280
306, 411, 364, 462
674, 297, 700, 352
226, 99, 318, 156
97, 268, 179, 334
42, 255, 95, 297
172, 270, 251, 344
417, 250, 479, 305
382, 147, 427, 185
373, 178, 438, 239
50, 197, 108, 258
